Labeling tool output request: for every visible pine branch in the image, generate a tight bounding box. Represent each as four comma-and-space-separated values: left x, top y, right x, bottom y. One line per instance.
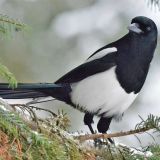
76, 114, 160, 142
0, 14, 30, 39
1, 100, 160, 159
0, 63, 17, 88
0, 14, 30, 88
76, 126, 153, 142
0, 101, 93, 160
11, 104, 57, 117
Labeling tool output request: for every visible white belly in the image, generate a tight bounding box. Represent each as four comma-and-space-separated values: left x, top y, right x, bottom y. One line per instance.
70, 67, 137, 118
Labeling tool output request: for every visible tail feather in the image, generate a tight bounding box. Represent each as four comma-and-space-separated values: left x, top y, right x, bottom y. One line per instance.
0, 83, 61, 89
0, 83, 71, 103
0, 90, 46, 99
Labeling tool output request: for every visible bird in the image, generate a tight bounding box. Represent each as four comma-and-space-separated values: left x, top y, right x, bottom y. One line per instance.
0, 16, 158, 138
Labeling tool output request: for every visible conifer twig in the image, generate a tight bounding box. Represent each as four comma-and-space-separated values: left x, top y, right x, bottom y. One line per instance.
11, 104, 57, 117
0, 14, 29, 31
0, 17, 24, 27
0, 63, 17, 89
76, 127, 154, 142
77, 114, 160, 142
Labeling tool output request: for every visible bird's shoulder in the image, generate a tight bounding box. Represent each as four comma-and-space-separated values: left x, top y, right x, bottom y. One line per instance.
87, 45, 117, 62
55, 45, 117, 84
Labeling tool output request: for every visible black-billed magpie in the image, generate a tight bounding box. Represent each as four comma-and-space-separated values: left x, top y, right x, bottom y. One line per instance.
0, 16, 158, 136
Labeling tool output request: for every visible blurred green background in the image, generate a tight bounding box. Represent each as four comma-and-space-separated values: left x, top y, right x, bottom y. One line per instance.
0, 0, 160, 147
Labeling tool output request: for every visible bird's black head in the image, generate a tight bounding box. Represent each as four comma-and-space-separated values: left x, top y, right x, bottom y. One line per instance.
128, 16, 157, 42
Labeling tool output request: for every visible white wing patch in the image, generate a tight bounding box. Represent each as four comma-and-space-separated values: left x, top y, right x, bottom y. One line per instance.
70, 67, 137, 118
86, 47, 117, 62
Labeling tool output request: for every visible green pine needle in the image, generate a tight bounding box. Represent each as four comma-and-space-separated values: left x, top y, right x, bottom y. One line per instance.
0, 14, 31, 88
0, 14, 30, 39
0, 63, 17, 88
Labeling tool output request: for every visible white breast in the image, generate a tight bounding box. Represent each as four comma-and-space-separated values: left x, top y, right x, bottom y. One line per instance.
70, 67, 137, 118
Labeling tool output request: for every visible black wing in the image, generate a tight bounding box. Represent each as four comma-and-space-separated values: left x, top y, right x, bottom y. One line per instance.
55, 52, 117, 84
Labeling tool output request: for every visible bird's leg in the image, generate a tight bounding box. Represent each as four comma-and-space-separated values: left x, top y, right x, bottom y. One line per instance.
84, 112, 94, 134
97, 117, 114, 144
84, 113, 103, 146
84, 113, 114, 145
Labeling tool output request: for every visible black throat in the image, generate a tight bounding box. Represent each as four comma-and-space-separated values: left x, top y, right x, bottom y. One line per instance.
113, 33, 157, 94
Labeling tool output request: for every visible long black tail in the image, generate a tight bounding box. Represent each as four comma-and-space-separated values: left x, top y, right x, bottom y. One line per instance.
0, 83, 71, 103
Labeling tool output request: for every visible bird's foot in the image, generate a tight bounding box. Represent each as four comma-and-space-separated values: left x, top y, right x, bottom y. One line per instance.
94, 137, 114, 148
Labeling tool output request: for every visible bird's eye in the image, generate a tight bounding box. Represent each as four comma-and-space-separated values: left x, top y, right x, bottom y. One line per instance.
138, 23, 151, 33
146, 26, 151, 31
